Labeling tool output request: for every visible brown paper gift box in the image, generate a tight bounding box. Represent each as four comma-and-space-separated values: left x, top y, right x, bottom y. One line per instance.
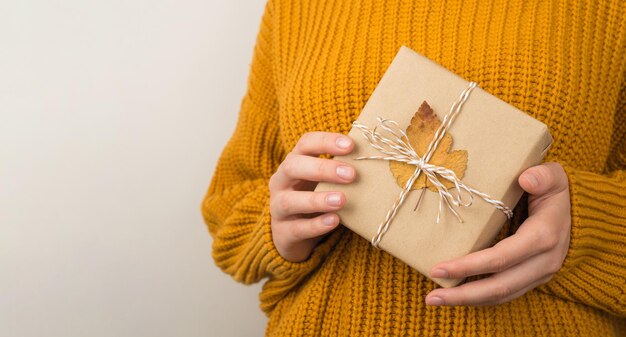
315, 46, 553, 288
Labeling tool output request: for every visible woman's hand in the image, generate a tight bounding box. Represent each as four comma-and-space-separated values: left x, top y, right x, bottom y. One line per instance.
269, 132, 356, 262
425, 162, 571, 306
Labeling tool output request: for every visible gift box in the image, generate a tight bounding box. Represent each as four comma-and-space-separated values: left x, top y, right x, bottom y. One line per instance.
315, 46, 553, 288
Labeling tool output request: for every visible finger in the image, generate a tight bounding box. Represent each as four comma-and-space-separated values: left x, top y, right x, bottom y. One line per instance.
518, 162, 568, 198
284, 213, 341, 241
274, 154, 356, 189
426, 251, 550, 306
430, 217, 551, 279
293, 132, 355, 156
495, 274, 553, 306
450, 275, 550, 307
270, 190, 346, 219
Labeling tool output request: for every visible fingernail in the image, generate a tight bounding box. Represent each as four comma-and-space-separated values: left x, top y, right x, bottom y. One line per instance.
323, 214, 336, 226
431, 268, 449, 278
336, 166, 354, 179
524, 172, 539, 188
426, 296, 444, 306
336, 137, 352, 149
326, 193, 342, 206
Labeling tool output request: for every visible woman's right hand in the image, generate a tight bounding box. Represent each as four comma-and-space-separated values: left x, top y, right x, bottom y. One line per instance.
269, 132, 356, 262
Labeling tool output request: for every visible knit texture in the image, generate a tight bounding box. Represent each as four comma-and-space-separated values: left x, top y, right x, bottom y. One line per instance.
202, 0, 626, 336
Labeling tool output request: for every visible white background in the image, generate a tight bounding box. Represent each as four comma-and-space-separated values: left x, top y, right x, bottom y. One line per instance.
0, 1, 268, 336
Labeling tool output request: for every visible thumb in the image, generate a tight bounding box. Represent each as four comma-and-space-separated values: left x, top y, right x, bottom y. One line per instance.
518, 162, 568, 197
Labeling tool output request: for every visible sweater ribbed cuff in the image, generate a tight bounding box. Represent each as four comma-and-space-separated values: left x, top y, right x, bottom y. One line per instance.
537, 164, 626, 316
255, 187, 343, 313
206, 179, 341, 313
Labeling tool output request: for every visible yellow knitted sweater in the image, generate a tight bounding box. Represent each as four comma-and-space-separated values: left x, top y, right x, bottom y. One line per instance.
202, 0, 626, 336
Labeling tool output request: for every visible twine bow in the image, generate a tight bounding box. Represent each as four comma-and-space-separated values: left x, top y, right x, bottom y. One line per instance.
353, 82, 513, 248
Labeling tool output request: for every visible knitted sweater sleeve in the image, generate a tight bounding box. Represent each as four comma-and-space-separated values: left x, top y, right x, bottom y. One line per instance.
538, 83, 626, 317
201, 0, 336, 290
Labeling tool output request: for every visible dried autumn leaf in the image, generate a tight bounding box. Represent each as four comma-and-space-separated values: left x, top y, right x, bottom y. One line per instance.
389, 101, 468, 192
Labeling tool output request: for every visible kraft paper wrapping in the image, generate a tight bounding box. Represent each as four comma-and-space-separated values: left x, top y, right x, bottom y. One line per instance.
315, 46, 553, 288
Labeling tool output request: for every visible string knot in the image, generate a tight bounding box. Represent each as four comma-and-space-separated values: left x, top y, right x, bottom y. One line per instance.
408, 158, 425, 168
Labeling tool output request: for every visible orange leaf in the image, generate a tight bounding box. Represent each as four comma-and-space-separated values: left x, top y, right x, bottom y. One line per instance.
389, 101, 468, 192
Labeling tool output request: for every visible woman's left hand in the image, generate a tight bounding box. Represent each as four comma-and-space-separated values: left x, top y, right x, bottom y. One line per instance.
425, 162, 571, 306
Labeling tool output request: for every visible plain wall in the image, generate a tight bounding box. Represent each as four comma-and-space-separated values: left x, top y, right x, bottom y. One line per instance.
0, 1, 268, 336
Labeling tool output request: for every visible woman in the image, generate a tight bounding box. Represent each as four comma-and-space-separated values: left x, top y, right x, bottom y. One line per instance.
202, 1, 625, 335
